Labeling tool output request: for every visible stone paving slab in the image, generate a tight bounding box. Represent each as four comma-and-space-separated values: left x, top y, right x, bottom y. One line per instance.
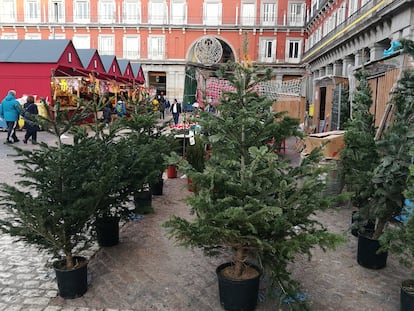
0, 131, 410, 311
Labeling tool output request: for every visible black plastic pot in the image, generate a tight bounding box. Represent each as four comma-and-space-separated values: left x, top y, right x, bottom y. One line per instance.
401, 280, 414, 311
152, 178, 163, 196
134, 188, 153, 214
95, 216, 120, 247
216, 262, 261, 311
357, 233, 388, 269
53, 256, 88, 299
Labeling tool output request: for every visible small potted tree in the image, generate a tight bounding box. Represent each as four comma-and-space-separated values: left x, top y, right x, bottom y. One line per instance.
356, 38, 414, 269
183, 133, 206, 192
122, 94, 173, 213
340, 70, 379, 237
0, 101, 108, 298
163, 61, 345, 310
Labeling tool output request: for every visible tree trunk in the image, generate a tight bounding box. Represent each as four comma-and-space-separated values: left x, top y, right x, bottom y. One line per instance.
65, 253, 74, 270
233, 248, 246, 278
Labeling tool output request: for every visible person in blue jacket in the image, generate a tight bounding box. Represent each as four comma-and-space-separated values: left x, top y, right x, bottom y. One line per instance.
0, 90, 22, 144
115, 99, 126, 118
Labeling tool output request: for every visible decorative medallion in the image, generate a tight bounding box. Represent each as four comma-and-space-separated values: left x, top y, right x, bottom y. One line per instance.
194, 36, 223, 65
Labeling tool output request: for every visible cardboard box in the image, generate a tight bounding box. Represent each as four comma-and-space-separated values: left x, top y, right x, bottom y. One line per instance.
301, 130, 345, 159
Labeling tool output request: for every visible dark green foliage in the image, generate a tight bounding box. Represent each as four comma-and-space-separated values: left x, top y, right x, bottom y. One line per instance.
184, 134, 205, 173
0, 102, 106, 270
340, 71, 379, 213
163, 61, 345, 308
380, 146, 414, 273
361, 39, 414, 240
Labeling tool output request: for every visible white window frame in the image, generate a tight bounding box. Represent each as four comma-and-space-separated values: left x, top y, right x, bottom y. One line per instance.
49, 1, 65, 23
99, 0, 115, 24
74, 0, 90, 23
261, 2, 277, 26
99, 35, 115, 55
49, 33, 66, 39
203, 0, 222, 26
337, 4, 346, 25
241, 2, 255, 26
286, 39, 302, 63
123, 35, 140, 60
123, 0, 141, 24
259, 38, 276, 63
25, 33, 42, 39
361, 0, 369, 7
0, 0, 16, 22
170, 0, 187, 25
149, 0, 167, 24
73, 35, 91, 49
1, 33, 18, 39
24, 0, 41, 23
148, 35, 165, 60
348, 0, 358, 17
288, 2, 305, 26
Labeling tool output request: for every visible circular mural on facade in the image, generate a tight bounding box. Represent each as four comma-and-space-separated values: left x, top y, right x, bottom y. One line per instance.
194, 36, 223, 65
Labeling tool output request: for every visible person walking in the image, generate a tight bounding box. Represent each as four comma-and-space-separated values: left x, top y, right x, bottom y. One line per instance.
0, 90, 22, 144
22, 95, 39, 144
158, 95, 166, 120
170, 98, 182, 125
103, 101, 113, 127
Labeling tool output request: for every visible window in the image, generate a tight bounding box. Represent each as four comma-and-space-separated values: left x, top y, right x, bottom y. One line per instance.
99, 35, 115, 55
123, 0, 141, 24
123, 35, 140, 60
149, 0, 166, 24
73, 35, 91, 48
148, 35, 165, 60
203, 0, 222, 26
241, 2, 255, 26
49, 1, 65, 23
74, 0, 90, 23
288, 2, 305, 26
25, 33, 42, 39
1, 33, 18, 39
286, 39, 301, 63
49, 33, 66, 39
24, 0, 40, 23
99, 0, 115, 23
0, 0, 16, 22
261, 2, 277, 26
171, 0, 186, 25
337, 4, 346, 25
348, 0, 358, 16
259, 38, 276, 62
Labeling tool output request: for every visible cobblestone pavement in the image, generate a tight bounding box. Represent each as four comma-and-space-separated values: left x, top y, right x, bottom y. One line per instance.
0, 130, 411, 311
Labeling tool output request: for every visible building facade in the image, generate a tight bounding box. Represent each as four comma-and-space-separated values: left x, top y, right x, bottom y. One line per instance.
303, 0, 414, 131
0, 0, 308, 102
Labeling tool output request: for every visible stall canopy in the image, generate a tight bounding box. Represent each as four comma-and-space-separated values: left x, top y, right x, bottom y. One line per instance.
118, 59, 136, 83
77, 48, 108, 79
0, 39, 88, 101
100, 55, 123, 82
130, 62, 145, 85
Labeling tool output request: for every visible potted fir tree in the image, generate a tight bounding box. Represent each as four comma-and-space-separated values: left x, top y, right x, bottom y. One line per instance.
356, 38, 414, 269
340, 70, 379, 238
380, 146, 414, 311
163, 61, 345, 310
0, 101, 108, 298
122, 94, 173, 213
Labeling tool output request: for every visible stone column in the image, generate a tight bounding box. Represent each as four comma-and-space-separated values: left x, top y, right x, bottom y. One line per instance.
326, 63, 333, 76
333, 60, 343, 76
370, 43, 386, 62
342, 55, 354, 76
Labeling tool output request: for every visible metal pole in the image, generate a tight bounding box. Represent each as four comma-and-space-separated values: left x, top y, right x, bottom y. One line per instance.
53, 2, 58, 39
